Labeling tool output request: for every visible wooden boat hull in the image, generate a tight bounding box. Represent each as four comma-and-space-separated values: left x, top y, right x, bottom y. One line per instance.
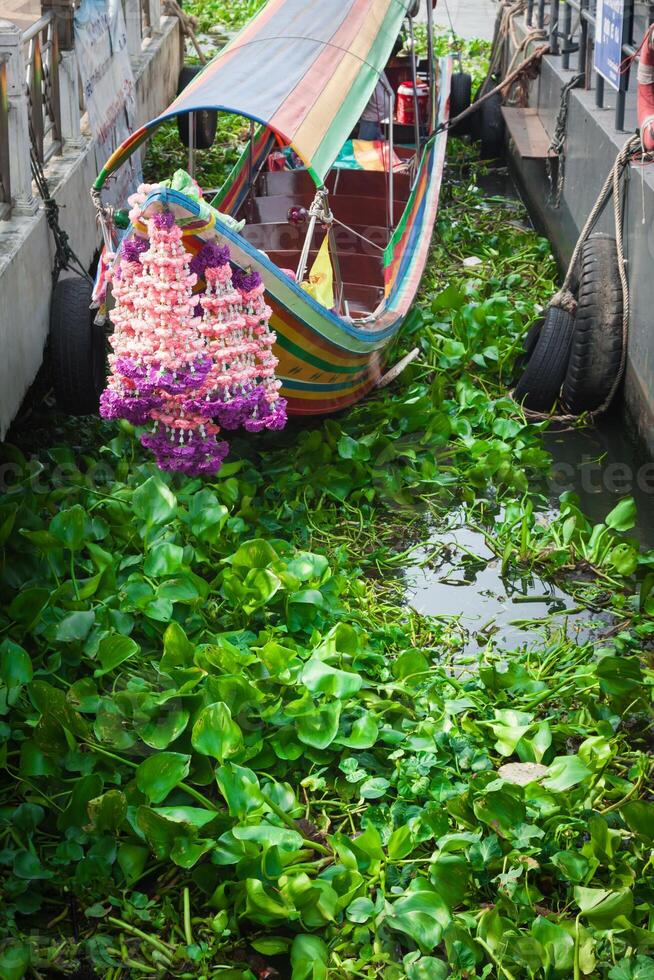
130, 60, 450, 416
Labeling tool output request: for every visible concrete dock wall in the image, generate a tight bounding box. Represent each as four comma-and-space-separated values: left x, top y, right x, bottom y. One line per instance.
0, 13, 182, 440
505, 19, 654, 455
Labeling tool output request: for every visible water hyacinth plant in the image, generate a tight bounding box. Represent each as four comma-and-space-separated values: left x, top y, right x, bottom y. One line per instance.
1, 19, 654, 979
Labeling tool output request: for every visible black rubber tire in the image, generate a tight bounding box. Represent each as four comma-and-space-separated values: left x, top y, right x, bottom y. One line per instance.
177, 66, 217, 150
561, 234, 624, 414
449, 72, 472, 136
50, 277, 106, 415
513, 304, 575, 411
513, 316, 544, 376
479, 92, 505, 160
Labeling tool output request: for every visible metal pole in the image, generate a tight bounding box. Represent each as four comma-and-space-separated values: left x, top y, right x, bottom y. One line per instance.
408, 16, 421, 153
562, 0, 572, 69
328, 225, 344, 314
579, 0, 588, 78
550, 0, 560, 54
596, 73, 604, 108
527, 0, 534, 27
615, 0, 634, 130
425, 0, 435, 131
538, 0, 545, 29
381, 77, 395, 232
187, 112, 195, 177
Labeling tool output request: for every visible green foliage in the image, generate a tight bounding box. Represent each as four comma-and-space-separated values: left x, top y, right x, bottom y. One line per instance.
1, 68, 654, 980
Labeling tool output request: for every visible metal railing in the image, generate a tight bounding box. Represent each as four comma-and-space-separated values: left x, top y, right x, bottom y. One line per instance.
525, 0, 654, 132
0, 54, 11, 219
22, 11, 62, 165
1, 0, 163, 220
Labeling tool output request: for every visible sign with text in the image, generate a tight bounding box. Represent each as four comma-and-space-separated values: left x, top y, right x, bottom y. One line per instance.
74, 0, 140, 204
594, 0, 625, 91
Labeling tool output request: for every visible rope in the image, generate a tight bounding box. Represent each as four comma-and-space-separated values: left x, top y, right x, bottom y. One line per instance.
546, 72, 584, 207
518, 134, 646, 424
163, 0, 207, 65
438, 42, 549, 134
29, 127, 92, 285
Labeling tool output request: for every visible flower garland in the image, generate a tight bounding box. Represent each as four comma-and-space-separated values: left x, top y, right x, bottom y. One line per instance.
100, 203, 286, 476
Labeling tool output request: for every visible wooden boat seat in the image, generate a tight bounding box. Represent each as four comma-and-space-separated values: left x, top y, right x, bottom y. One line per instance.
245, 193, 405, 226
258, 168, 411, 202
240, 222, 388, 256
264, 250, 383, 287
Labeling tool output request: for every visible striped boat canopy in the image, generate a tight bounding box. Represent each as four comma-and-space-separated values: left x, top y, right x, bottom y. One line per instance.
95, 0, 414, 190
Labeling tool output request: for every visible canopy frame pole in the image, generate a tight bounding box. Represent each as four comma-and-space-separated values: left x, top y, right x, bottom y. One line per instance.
296, 187, 343, 313
381, 76, 395, 234
296, 187, 330, 283
407, 16, 421, 159
187, 112, 195, 178
426, 0, 435, 131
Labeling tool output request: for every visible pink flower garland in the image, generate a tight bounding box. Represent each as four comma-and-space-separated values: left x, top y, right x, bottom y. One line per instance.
100, 202, 287, 476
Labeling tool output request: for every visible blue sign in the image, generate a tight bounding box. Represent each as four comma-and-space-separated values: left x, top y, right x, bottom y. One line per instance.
594, 0, 625, 91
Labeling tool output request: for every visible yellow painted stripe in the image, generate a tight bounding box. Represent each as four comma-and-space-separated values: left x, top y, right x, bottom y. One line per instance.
292, 0, 392, 164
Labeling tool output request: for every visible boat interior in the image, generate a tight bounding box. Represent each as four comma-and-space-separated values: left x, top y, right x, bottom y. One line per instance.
228, 54, 436, 319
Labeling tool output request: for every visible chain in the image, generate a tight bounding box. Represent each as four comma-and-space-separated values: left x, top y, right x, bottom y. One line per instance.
545, 72, 584, 208
29, 126, 92, 285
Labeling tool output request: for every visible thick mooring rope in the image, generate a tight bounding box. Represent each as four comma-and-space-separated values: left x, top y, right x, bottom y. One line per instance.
520, 134, 645, 424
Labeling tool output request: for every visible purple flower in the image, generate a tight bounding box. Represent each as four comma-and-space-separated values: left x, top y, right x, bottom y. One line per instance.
151, 211, 175, 229
190, 243, 230, 279
120, 237, 149, 263
100, 389, 155, 425
232, 268, 263, 293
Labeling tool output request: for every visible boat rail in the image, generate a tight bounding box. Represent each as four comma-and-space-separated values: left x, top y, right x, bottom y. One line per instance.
0, 0, 162, 220
526, 0, 652, 132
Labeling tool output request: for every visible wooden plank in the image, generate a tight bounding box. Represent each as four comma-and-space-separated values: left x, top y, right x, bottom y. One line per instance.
501, 107, 555, 160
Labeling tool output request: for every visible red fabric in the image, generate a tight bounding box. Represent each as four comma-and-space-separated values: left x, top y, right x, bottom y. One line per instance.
637, 25, 654, 150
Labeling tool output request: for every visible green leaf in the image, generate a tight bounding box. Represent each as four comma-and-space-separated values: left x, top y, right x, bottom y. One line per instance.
335, 712, 379, 749
621, 801, 654, 842
50, 505, 88, 550
189, 489, 228, 543
0, 943, 31, 980
227, 538, 278, 569
542, 755, 591, 792
117, 843, 149, 884
191, 702, 244, 762
132, 477, 177, 527
137, 706, 189, 749
87, 790, 127, 833
144, 541, 185, 577
605, 497, 636, 532
0, 639, 32, 688
94, 634, 139, 675
404, 956, 448, 980
161, 621, 195, 669
574, 886, 634, 928
296, 700, 341, 749
216, 763, 263, 819
290, 934, 328, 980
55, 610, 96, 642
609, 956, 654, 980
387, 879, 451, 953
301, 658, 362, 698
135, 752, 191, 804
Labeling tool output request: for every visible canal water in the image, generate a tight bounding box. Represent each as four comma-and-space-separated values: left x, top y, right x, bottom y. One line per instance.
404, 165, 653, 653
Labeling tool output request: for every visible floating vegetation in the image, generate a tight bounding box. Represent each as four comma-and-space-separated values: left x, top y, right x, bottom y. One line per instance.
2, 92, 654, 980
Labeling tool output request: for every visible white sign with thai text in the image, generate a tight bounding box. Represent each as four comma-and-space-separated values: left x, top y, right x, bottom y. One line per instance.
74, 0, 140, 204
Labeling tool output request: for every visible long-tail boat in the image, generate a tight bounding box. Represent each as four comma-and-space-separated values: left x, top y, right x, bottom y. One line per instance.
55, 0, 452, 417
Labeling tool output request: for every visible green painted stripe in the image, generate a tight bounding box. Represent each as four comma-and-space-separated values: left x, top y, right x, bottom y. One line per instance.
275, 333, 365, 375
281, 376, 369, 392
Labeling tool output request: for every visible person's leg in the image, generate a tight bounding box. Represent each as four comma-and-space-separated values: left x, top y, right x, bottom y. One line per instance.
358, 119, 383, 141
